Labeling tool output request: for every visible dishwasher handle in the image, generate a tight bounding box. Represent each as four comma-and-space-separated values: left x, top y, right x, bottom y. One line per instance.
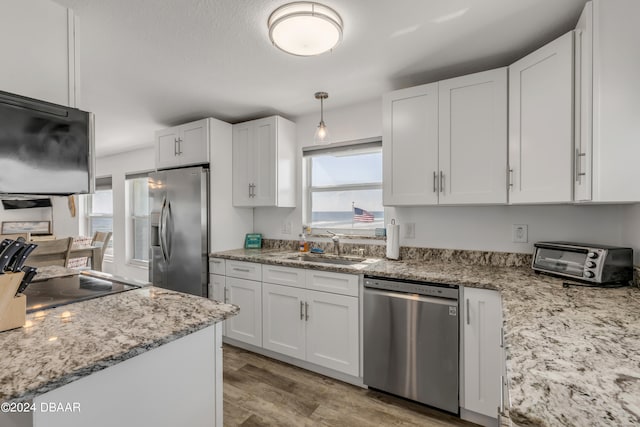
364, 287, 458, 307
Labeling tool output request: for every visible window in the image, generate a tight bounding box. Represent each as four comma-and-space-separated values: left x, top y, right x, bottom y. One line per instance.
126, 173, 150, 264
303, 139, 383, 234
87, 176, 113, 256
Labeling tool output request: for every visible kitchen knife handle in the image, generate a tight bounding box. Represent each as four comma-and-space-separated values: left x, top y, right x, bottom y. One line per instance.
466, 299, 470, 325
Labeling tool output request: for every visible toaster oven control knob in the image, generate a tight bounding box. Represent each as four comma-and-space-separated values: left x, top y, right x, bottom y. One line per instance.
587, 252, 599, 259
585, 271, 596, 278
586, 261, 597, 268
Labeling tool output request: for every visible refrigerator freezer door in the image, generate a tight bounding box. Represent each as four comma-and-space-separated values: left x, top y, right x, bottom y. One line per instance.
150, 167, 209, 297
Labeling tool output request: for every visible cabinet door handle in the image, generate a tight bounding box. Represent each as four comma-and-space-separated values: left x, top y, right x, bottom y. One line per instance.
439, 171, 444, 193
508, 168, 514, 190
500, 375, 505, 414
252, 183, 256, 198
433, 171, 437, 193
466, 298, 470, 325
576, 149, 586, 182
305, 302, 309, 321
177, 137, 183, 155
232, 267, 250, 273
174, 138, 178, 156
300, 301, 304, 320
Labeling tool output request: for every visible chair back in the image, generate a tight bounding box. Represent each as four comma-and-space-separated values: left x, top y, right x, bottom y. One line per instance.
26, 237, 73, 267
91, 231, 112, 270
91, 231, 112, 249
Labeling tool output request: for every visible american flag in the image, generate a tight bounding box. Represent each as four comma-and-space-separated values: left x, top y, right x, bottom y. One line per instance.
353, 206, 374, 222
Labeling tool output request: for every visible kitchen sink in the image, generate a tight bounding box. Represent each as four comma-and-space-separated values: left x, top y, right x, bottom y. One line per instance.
285, 253, 377, 266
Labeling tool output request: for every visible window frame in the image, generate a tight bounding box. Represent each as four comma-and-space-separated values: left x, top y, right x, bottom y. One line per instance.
125, 172, 151, 267
302, 138, 383, 236
86, 176, 114, 259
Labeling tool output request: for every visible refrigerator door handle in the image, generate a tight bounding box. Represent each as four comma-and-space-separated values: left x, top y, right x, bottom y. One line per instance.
166, 200, 173, 260
159, 196, 169, 262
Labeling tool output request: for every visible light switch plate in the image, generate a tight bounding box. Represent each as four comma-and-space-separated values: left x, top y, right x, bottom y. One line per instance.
512, 224, 528, 243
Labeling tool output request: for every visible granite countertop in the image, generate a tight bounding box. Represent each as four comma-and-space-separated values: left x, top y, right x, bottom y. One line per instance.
0, 287, 238, 403
210, 248, 640, 426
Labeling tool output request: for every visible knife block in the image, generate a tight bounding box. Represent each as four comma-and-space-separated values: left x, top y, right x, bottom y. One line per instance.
0, 272, 26, 332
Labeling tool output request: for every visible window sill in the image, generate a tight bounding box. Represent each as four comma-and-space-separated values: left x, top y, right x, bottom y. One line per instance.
127, 260, 149, 270
309, 233, 385, 241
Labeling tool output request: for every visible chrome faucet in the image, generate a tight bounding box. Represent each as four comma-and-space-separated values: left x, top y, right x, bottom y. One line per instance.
327, 231, 341, 255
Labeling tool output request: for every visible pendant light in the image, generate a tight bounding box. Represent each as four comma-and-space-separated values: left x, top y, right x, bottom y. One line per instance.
314, 92, 329, 143
268, 2, 343, 56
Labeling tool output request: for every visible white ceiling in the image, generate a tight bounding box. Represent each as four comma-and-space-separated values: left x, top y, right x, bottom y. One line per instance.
52, 0, 588, 156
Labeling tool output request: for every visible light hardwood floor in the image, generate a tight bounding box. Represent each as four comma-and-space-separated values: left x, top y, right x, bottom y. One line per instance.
223, 345, 477, 427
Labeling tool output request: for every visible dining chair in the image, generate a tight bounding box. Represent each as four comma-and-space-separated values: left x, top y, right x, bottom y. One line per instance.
25, 237, 73, 268
90, 231, 112, 270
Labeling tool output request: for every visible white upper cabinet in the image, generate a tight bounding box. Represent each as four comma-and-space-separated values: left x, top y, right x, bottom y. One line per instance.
232, 116, 296, 208
0, 0, 77, 107
575, 0, 640, 202
383, 83, 439, 206
156, 118, 210, 169
439, 68, 508, 204
383, 68, 507, 206
508, 32, 574, 204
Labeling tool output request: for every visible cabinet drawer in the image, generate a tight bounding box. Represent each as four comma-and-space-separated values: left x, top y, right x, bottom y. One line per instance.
306, 270, 359, 297
226, 260, 262, 281
209, 258, 226, 275
262, 265, 305, 289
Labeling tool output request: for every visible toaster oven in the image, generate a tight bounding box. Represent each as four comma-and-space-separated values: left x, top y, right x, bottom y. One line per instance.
532, 242, 633, 285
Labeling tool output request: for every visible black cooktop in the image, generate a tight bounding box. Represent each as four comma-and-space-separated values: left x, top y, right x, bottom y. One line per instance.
23, 274, 139, 313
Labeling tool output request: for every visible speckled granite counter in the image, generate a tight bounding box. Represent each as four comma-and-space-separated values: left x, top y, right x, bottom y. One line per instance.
0, 287, 238, 403
211, 248, 640, 426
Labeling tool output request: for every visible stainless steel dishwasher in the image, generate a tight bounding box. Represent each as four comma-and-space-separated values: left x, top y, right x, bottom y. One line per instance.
363, 276, 459, 414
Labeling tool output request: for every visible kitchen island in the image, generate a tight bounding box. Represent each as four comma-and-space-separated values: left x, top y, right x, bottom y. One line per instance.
0, 286, 238, 427
211, 247, 640, 427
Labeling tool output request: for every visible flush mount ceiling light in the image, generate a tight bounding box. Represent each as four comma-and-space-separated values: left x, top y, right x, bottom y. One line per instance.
314, 91, 329, 143
268, 2, 343, 56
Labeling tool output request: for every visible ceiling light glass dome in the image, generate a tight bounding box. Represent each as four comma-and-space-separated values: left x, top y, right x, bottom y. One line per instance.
268, 2, 344, 56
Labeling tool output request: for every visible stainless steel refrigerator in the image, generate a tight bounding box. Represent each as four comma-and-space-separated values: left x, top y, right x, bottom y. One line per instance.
149, 166, 209, 297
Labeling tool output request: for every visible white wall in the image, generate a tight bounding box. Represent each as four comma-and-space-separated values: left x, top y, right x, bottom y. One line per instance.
0, 196, 79, 237
623, 204, 640, 264
95, 147, 155, 281
254, 99, 638, 258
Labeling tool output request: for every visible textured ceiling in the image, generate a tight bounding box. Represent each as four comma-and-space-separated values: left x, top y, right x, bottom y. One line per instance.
52, 0, 588, 156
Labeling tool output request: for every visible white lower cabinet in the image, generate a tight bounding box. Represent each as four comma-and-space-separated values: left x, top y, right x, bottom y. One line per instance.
305, 289, 359, 376
462, 287, 503, 421
262, 282, 306, 359
261, 265, 360, 377
225, 277, 262, 347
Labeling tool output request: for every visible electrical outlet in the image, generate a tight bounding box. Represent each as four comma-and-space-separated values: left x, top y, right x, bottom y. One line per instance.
512, 224, 528, 243
404, 222, 416, 239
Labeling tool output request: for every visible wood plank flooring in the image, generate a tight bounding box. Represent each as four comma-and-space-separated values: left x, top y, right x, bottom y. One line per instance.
223, 344, 477, 427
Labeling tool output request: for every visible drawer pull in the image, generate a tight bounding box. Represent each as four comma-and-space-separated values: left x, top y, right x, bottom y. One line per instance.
233, 268, 251, 273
